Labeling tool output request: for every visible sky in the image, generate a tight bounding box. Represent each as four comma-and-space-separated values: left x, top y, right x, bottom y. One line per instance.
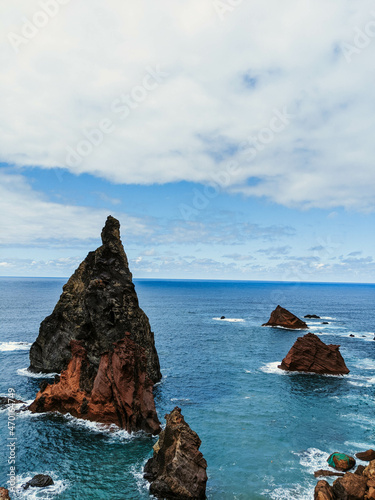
0, 0, 375, 282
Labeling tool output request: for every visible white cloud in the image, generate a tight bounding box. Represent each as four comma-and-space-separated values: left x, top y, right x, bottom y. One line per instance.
1, 1, 375, 210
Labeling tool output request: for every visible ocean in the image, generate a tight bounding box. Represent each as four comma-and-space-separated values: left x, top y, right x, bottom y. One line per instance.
0, 277, 374, 499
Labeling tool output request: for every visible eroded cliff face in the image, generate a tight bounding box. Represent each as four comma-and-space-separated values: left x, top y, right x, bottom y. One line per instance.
278, 333, 350, 375
144, 407, 207, 499
29, 336, 161, 435
29, 215, 161, 384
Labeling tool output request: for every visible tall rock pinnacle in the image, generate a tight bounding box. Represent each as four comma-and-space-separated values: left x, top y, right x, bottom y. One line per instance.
29, 215, 161, 383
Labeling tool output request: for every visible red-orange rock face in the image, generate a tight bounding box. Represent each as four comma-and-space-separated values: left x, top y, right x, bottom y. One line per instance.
278, 333, 350, 375
262, 305, 308, 329
29, 336, 161, 435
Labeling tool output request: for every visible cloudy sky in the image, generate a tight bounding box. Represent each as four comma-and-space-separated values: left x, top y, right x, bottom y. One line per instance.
1, 0, 375, 282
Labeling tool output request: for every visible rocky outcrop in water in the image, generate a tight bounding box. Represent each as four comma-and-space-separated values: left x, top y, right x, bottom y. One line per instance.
314, 480, 335, 500
314, 458, 375, 499
328, 452, 355, 472
29, 215, 161, 384
144, 407, 207, 499
278, 333, 350, 375
356, 450, 375, 461
22, 475, 54, 490
28, 216, 161, 434
29, 335, 161, 434
262, 305, 308, 329
0, 488, 10, 500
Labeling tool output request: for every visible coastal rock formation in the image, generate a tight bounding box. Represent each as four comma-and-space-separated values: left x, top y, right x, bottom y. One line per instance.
0, 397, 24, 407
144, 407, 207, 499
314, 470, 344, 478
29, 336, 161, 435
29, 215, 161, 384
278, 333, 350, 375
332, 472, 367, 499
0, 488, 10, 500
305, 314, 321, 319
314, 459, 375, 500
328, 453, 356, 472
356, 450, 375, 461
23, 475, 54, 490
262, 305, 308, 329
314, 481, 335, 500
28, 216, 162, 434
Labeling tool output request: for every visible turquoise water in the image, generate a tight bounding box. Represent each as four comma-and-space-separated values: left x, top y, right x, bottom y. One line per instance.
0, 278, 375, 499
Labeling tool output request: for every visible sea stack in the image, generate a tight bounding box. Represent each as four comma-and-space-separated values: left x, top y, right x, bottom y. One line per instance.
144, 407, 208, 499
29, 215, 161, 383
278, 333, 349, 375
262, 305, 308, 329
28, 216, 161, 434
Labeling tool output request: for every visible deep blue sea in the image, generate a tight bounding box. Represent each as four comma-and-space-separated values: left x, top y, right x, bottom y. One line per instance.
1, 278, 375, 499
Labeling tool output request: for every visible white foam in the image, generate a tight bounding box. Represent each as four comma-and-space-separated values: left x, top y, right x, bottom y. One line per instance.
170, 397, 190, 402
13, 472, 68, 499
321, 317, 336, 320
212, 317, 245, 323
0, 342, 32, 352
131, 461, 157, 499
353, 358, 375, 370
264, 484, 315, 500
63, 413, 144, 442
295, 447, 330, 473
262, 325, 307, 331
260, 362, 348, 378
17, 368, 59, 379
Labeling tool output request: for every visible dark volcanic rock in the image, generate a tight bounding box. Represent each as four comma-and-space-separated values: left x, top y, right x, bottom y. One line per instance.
305, 314, 321, 319
278, 333, 350, 375
23, 474, 54, 489
262, 305, 308, 329
29, 335, 161, 435
29, 216, 161, 384
328, 452, 356, 472
314, 480, 335, 500
314, 469, 345, 478
144, 407, 207, 499
0, 488, 10, 500
220, 316, 225, 320
0, 397, 24, 406
356, 450, 375, 462
332, 472, 367, 499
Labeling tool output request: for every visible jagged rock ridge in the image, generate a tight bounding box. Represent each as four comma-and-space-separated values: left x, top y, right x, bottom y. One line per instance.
278, 333, 350, 375
144, 407, 207, 499
29, 215, 161, 384
28, 216, 162, 434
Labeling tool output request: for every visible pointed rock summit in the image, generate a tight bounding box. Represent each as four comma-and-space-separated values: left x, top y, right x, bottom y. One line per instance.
262, 305, 308, 329
29, 215, 161, 384
144, 407, 208, 499
278, 333, 350, 375
28, 216, 161, 434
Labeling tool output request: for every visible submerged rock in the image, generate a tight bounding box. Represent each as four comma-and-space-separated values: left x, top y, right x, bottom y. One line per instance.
23, 474, 54, 489
29, 215, 161, 384
0, 488, 10, 500
278, 333, 350, 375
314, 480, 335, 500
262, 305, 308, 329
29, 335, 161, 434
328, 452, 356, 472
144, 407, 207, 499
28, 216, 161, 434
356, 450, 375, 462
